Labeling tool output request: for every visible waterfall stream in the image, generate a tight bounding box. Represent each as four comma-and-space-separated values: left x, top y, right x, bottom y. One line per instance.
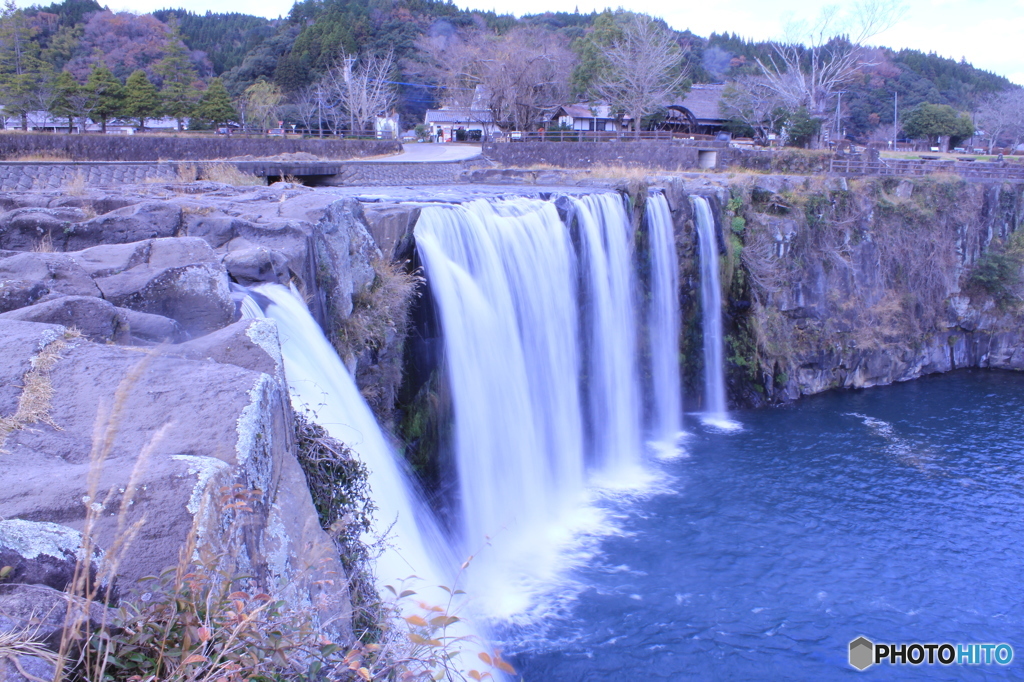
691, 196, 737, 429
645, 193, 683, 454
239, 285, 483, 662
414, 192, 682, 618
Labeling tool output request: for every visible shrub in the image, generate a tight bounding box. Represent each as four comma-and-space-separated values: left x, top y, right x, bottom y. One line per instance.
969, 250, 1023, 304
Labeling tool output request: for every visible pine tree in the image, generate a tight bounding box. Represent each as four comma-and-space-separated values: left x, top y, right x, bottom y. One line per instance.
85, 64, 124, 133
0, 0, 51, 130
194, 77, 238, 128
50, 70, 78, 132
156, 20, 198, 131
123, 69, 160, 131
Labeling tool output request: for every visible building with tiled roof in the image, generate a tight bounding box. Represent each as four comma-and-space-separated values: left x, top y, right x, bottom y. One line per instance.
551, 103, 628, 132
424, 108, 499, 142
662, 84, 728, 134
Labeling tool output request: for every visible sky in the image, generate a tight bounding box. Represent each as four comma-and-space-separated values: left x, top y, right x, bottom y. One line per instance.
20, 0, 1024, 85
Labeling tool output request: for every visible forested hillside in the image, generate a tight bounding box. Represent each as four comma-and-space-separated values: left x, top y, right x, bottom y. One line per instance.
0, 0, 1018, 145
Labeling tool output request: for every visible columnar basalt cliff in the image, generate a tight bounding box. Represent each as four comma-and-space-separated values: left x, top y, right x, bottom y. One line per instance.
660, 174, 1024, 406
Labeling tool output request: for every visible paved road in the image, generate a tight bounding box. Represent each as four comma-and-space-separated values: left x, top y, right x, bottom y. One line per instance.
357, 142, 482, 163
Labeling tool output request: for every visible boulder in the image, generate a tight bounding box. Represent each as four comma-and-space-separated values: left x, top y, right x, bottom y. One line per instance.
168, 318, 281, 379
0, 652, 56, 682
0, 583, 115, 653
68, 241, 152, 279
221, 237, 290, 285
0, 252, 101, 314
85, 238, 234, 337
0, 520, 107, 597
0, 296, 130, 343
63, 202, 182, 251
182, 213, 244, 248
0, 319, 350, 641
0, 207, 89, 251
119, 308, 188, 344
0, 280, 49, 315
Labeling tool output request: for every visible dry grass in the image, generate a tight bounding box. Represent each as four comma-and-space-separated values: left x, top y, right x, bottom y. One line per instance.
586, 164, 654, 182
0, 625, 63, 682
0, 329, 79, 450
62, 172, 87, 196
32, 233, 54, 253
199, 163, 265, 186
10, 151, 73, 162
175, 162, 199, 183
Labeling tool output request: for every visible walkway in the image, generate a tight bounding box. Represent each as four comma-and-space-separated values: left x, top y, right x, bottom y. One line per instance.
357, 143, 482, 163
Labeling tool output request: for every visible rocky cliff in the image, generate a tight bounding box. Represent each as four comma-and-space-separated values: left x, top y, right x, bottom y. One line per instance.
659, 173, 1024, 406
0, 181, 402, 675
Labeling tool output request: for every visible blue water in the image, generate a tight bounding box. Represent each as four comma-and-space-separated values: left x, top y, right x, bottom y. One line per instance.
503, 371, 1024, 680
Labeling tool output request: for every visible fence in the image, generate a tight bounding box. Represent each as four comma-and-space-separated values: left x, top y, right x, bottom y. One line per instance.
829, 157, 1024, 181
496, 130, 723, 144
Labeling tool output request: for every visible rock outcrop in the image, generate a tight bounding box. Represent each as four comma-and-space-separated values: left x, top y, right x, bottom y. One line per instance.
0, 182, 397, 656
661, 174, 1024, 405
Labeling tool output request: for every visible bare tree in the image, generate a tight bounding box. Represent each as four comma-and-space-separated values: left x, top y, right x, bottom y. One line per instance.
293, 85, 322, 136
755, 0, 904, 147
976, 90, 1024, 153
719, 76, 788, 144
593, 15, 689, 136
417, 26, 574, 132
319, 51, 397, 136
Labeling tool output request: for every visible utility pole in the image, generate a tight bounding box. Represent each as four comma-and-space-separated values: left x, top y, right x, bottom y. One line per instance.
893, 91, 898, 151
835, 91, 844, 140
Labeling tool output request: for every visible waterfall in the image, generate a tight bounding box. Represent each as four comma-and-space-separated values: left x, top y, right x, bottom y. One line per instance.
570, 194, 644, 476
240, 285, 469, 639
415, 198, 588, 616
415, 193, 659, 617
645, 193, 683, 454
691, 196, 736, 429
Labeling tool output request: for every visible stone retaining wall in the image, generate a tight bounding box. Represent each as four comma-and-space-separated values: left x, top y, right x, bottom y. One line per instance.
482, 141, 728, 170
0, 162, 180, 191
0, 159, 488, 190
319, 160, 479, 186
0, 133, 400, 161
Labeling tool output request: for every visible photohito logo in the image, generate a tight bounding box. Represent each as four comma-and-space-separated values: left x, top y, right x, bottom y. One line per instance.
849, 637, 1013, 671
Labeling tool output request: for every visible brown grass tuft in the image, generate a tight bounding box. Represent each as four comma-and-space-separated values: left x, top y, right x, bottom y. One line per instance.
0, 329, 78, 450
12, 151, 72, 162
199, 163, 265, 186
62, 171, 87, 196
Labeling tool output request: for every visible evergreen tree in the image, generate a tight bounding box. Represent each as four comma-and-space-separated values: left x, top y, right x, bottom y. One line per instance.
155, 20, 198, 131
85, 64, 123, 133
902, 103, 976, 151
194, 77, 237, 127
123, 69, 160, 131
0, 0, 51, 130
50, 70, 78, 131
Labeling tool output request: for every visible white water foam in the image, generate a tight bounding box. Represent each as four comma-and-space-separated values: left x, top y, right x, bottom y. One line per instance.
414, 193, 678, 621
692, 196, 741, 432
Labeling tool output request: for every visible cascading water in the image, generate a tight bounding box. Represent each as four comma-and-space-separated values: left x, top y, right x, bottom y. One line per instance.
237, 188, 690, 641
645, 193, 683, 454
415, 198, 589, 617
691, 196, 737, 429
414, 193, 663, 617
570, 194, 644, 477
239, 285, 490, 665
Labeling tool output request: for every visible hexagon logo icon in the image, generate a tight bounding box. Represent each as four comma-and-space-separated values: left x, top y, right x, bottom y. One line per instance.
849, 636, 874, 671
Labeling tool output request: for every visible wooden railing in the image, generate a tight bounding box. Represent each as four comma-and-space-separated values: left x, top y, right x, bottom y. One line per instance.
829, 158, 1024, 181
495, 130, 722, 143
